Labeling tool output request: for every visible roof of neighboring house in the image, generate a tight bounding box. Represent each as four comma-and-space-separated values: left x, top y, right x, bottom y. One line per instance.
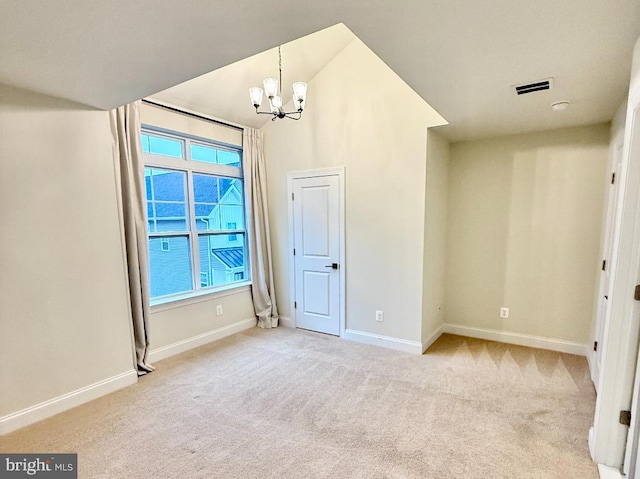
212, 247, 244, 269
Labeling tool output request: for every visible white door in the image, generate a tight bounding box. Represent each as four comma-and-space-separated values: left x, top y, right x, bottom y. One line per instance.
592, 148, 622, 391
292, 174, 341, 336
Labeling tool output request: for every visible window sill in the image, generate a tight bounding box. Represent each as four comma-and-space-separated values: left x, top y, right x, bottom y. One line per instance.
150, 281, 252, 313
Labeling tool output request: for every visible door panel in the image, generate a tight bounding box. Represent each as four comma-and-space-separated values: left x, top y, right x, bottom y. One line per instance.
303, 271, 331, 316
293, 175, 340, 336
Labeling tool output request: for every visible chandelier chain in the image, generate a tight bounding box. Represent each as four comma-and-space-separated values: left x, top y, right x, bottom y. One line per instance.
278, 46, 282, 96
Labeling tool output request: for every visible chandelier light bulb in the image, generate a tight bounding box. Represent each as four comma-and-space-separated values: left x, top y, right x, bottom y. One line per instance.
271, 96, 283, 109
292, 82, 307, 102
263, 78, 278, 99
293, 94, 306, 112
249, 87, 263, 107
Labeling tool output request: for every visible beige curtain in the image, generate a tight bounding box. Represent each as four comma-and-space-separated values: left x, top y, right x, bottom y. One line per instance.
110, 101, 155, 375
243, 128, 279, 328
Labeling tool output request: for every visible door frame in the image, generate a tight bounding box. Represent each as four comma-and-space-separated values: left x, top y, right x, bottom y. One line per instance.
591, 36, 640, 470
287, 167, 346, 336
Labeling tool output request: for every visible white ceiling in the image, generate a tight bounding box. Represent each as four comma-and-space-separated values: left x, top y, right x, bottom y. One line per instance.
1, 1, 639, 141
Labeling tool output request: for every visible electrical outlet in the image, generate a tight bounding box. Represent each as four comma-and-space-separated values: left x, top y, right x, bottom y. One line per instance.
216, 305, 223, 316
500, 307, 509, 319
375, 310, 384, 322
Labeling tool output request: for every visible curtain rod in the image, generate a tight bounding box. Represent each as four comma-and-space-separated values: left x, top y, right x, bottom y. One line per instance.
141, 99, 245, 132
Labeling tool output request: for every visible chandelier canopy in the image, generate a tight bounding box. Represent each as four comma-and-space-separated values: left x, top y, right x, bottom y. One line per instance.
249, 46, 307, 121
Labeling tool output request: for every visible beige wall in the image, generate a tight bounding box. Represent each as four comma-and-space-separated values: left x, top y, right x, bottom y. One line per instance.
422, 129, 450, 345
445, 124, 609, 344
261, 38, 446, 343
150, 289, 255, 349
0, 84, 135, 416
139, 103, 255, 350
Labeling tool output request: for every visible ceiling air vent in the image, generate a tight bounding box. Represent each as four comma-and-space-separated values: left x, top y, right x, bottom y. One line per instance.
513, 78, 553, 96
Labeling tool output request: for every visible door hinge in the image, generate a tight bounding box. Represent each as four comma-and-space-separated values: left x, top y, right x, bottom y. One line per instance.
620, 410, 632, 427
293, 248, 296, 256
292, 192, 295, 201
635, 285, 640, 301
294, 301, 297, 309
602, 260, 606, 271
612, 172, 616, 184
593, 341, 598, 352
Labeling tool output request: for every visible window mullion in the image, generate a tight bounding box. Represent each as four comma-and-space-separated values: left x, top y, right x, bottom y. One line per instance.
187, 169, 200, 292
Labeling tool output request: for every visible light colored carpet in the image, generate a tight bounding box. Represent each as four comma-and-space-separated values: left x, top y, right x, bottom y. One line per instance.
1, 328, 597, 478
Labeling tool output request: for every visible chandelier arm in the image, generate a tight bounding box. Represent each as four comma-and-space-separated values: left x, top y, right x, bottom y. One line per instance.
283, 110, 303, 120
254, 108, 277, 116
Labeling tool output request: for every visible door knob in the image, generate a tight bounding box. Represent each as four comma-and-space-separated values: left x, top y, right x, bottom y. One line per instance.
325, 263, 339, 270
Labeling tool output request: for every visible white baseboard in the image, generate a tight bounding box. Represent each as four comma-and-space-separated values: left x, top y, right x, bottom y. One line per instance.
597, 464, 623, 479
442, 323, 588, 356
0, 369, 137, 436
343, 329, 423, 355
279, 316, 295, 328
422, 325, 444, 353
149, 317, 256, 363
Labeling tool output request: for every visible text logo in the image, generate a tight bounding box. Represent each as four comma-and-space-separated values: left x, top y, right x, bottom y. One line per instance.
0, 454, 77, 478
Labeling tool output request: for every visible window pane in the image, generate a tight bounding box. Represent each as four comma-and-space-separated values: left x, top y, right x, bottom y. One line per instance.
219, 178, 243, 204
193, 174, 218, 203
145, 135, 183, 158
198, 233, 246, 287
219, 205, 244, 230
144, 168, 153, 200
149, 169, 185, 201
148, 236, 193, 298
191, 144, 217, 164
194, 174, 222, 231
155, 202, 188, 232
145, 169, 188, 232
195, 203, 218, 231
218, 150, 241, 167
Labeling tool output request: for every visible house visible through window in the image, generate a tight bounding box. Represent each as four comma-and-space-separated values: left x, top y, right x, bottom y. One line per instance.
142, 128, 248, 300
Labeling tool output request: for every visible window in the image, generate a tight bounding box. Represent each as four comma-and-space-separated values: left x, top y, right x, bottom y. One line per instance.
142, 128, 248, 301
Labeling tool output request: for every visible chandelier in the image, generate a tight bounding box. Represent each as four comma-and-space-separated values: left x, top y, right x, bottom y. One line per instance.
248, 46, 307, 121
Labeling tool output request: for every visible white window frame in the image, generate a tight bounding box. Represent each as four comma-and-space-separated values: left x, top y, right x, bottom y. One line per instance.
142, 126, 250, 306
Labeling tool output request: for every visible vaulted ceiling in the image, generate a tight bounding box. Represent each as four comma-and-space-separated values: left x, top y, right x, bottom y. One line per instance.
1, 1, 639, 141
150, 24, 357, 130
